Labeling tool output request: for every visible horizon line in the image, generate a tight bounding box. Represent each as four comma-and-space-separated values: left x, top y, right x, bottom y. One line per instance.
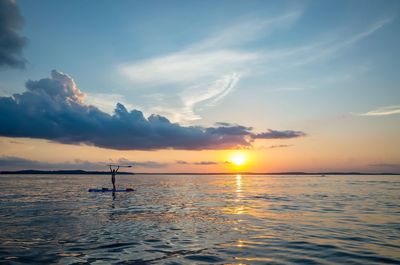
1, 169, 399, 175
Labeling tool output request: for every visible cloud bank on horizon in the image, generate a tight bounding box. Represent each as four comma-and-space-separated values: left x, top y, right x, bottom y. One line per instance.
0, 156, 166, 171
0, 70, 305, 150
0, 0, 27, 69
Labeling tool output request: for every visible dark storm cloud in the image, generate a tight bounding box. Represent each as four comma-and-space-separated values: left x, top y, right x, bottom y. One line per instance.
0, 0, 27, 68
254, 129, 306, 139
0, 70, 306, 150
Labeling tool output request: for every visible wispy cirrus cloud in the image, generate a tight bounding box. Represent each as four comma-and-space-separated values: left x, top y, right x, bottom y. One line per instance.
119, 51, 255, 86
190, 11, 302, 51
358, 105, 400, 116
118, 11, 303, 123
119, 11, 302, 86
274, 16, 391, 66
117, 10, 392, 123
179, 73, 240, 121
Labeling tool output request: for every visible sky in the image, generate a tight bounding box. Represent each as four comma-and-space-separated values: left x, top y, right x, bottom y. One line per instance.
0, 0, 399, 173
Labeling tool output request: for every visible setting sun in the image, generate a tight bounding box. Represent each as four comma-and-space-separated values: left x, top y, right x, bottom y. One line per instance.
229, 152, 247, 166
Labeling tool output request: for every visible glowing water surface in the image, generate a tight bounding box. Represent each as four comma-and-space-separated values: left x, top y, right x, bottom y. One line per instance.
0, 174, 399, 264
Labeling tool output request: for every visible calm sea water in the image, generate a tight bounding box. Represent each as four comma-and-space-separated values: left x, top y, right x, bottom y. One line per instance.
0, 174, 399, 264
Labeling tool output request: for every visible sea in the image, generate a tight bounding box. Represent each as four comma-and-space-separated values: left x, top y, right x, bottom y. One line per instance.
0, 174, 399, 264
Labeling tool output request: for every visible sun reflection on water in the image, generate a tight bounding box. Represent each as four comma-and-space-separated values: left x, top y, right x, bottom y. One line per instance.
236, 174, 242, 194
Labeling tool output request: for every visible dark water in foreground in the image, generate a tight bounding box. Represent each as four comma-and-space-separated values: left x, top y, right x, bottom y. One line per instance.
0, 174, 399, 264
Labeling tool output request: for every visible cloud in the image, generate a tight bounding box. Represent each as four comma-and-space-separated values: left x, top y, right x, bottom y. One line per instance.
119, 50, 255, 86
116, 158, 166, 168
179, 73, 240, 121
0, 156, 104, 170
0, 0, 27, 69
85, 93, 134, 114
117, 11, 391, 123
150, 73, 241, 123
284, 17, 394, 67
175, 160, 218, 165
369, 163, 400, 168
176, 160, 189, 165
25, 69, 85, 103
0, 70, 305, 150
190, 11, 302, 51
254, 129, 306, 139
266, 144, 293, 149
118, 11, 303, 123
359, 105, 400, 116
344, 18, 393, 47
368, 163, 400, 172
118, 12, 301, 86
193, 161, 218, 165
0, 156, 167, 170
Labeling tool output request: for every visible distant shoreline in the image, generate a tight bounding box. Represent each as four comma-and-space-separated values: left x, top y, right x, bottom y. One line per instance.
0, 170, 134, 175
0, 170, 399, 175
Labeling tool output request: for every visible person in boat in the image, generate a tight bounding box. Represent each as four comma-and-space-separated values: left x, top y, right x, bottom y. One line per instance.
109, 165, 119, 190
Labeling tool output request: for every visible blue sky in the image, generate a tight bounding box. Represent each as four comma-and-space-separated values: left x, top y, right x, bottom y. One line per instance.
0, 0, 399, 172
1, 1, 399, 124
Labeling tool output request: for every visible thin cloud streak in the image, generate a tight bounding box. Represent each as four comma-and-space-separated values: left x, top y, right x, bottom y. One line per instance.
369, 163, 400, 168
267, 144, 293, 149
189, 11, 302, 51
295, 17, 393, 66
255, 130, 306, 139
193, 161, 218, 165
175, 160, 219, 165
359, 105, 400, 116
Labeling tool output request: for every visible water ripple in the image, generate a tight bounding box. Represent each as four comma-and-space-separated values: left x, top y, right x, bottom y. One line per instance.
0, 174, 399, 264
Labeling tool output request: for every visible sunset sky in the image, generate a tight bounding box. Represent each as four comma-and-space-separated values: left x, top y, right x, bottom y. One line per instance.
0, 0, 399, 173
